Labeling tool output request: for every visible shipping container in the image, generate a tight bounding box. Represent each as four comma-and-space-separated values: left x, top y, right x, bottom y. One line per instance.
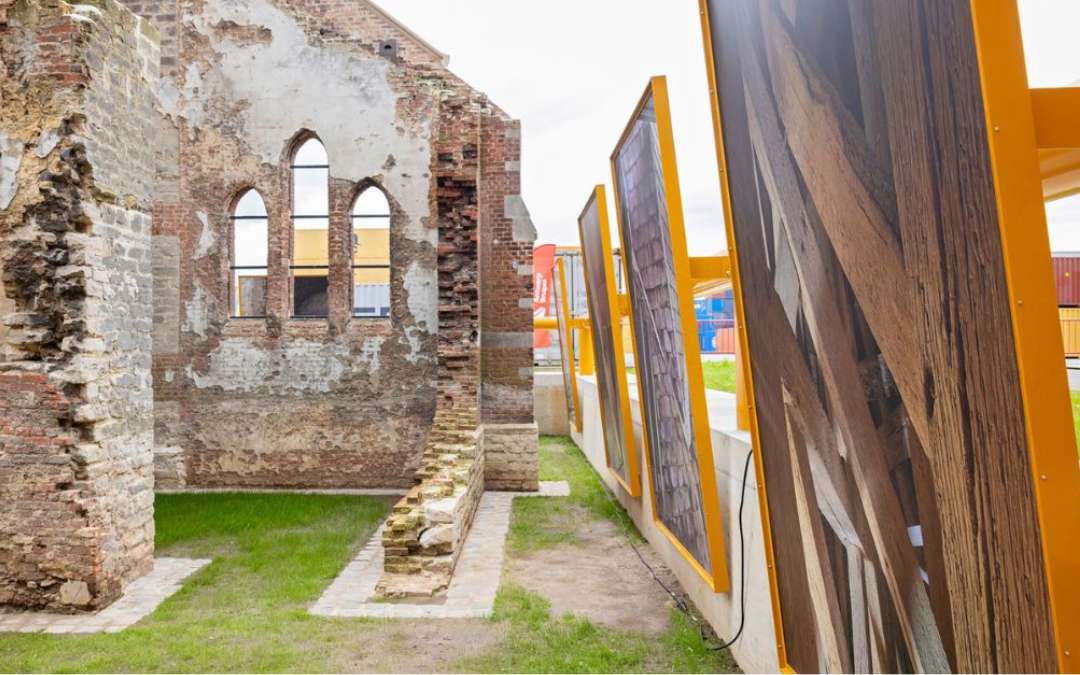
1061, 307, 1080, 357
1052, 256, 1080, 306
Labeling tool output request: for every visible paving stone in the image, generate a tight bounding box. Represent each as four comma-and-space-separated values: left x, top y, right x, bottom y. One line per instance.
0, 558, 209, 635
311, 490, 529, 619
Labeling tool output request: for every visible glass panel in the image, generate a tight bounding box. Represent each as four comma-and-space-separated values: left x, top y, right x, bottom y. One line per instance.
231, 190, 268, 318
351, 188, 391, 318
292, 138, 328, 166
233, 269, 267, 317
234, 218, 269, 268
290, 138, 329, 319
293, 167, 330, 217
352, 279, 391, 318
352, 187, 390, 218
293, 217, 329, 318
352, 221, 390, 267
234, 189, 268, 217
293, 271, 329, 318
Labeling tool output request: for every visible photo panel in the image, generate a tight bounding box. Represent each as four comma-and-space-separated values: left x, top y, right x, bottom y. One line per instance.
577, 187, 641, 496
610, 77, 728, 591
554, 256, 582, 433
702, 0, 1063, 671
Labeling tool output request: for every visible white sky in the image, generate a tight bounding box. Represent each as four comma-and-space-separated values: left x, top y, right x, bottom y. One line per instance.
375, 0, 1080, 253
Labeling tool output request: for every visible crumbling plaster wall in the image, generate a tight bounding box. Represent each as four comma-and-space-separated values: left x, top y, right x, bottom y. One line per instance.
0, 0, 158, 611
121, 0, 536, 489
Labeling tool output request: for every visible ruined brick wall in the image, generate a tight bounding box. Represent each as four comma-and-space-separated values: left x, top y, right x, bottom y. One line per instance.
0, 0, 158, 610
377, 93, 487, 598
112, 0, 536, 490
124, 0, 447, 488
479, 117, 539, 490
479, 117, 535, 424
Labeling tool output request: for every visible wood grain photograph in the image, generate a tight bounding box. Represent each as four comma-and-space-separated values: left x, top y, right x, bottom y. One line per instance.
705, 0, 1058, 672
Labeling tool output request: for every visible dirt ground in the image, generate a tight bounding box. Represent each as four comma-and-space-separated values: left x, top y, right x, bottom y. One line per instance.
508, 505, 681, 636
328, 619, 507, 673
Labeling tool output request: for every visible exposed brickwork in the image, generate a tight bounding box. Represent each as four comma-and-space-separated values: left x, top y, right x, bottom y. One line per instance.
478, 115, 538, 491
376, 94, 486, 598
479, 118, 536, 427
0, 0, 158, 611
106, 0, 536, 490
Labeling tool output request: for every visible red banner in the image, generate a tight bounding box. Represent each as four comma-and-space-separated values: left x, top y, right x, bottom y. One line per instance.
533, 244, 557, 348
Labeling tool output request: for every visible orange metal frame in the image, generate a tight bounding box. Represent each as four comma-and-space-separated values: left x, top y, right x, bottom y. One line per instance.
608, 76, 730, 593
697, 0, 789, 664
970, 1, 1080, 670
577, 186, 643, 497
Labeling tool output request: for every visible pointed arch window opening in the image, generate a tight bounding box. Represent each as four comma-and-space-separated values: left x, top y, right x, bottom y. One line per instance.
290, 138, 330, 318
230, 189, 269, 319
351, 187, 391, 318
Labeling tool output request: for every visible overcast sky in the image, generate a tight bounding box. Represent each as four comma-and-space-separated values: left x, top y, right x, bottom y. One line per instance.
377, 0, 1080, 253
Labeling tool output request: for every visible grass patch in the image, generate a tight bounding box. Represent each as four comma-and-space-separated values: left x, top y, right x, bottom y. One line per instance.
459, 579, 735, 674
701, 360, 737, 393
1072, 392, 1080, 456
459, 584, 649, 673
628, 358, 737, 394
0, 493, 389, 673
469, 436, 739, 673
507, 436, 639, 556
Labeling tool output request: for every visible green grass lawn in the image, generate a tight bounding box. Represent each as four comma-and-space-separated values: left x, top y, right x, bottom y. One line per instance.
627, 359, 737, 394
1, 494, 391, 673
1072, 392, 1080, 455
0, 438, 737, 674
700, 360, 737, 393
507, 436, 639, 556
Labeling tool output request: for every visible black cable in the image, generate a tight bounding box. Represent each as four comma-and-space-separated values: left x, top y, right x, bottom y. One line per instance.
597, 446, 755, 653
706, 447, 754, 651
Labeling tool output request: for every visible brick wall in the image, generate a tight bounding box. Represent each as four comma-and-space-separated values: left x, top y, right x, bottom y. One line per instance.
479, 118, 536, 425
0, 0, 158, 610
479, 117, 539, 489
377, 93, 487, 598
111, 0, 536, 490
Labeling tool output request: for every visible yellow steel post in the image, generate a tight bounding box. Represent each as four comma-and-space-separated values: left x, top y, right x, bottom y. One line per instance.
579, 324, 595, 376
533, 317, 558, 331
734, 327, 750, 431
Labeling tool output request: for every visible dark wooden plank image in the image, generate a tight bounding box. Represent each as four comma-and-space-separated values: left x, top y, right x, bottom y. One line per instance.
704, 0, 1058, 672
578, 188, 636, 491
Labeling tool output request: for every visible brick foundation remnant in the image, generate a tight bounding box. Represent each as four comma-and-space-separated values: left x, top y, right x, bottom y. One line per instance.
0, 0, 159, 611
376, 96, 486, 598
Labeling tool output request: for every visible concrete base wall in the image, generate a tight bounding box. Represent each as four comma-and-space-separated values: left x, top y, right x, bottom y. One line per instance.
533, 370, 570, 436
565, 374, 779, 674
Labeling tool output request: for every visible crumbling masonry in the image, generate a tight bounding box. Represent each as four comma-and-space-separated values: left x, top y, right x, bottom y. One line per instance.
1, 0, 537, 610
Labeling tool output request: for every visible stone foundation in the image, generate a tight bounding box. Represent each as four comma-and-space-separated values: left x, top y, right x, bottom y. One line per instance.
483, 423, 540, 491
